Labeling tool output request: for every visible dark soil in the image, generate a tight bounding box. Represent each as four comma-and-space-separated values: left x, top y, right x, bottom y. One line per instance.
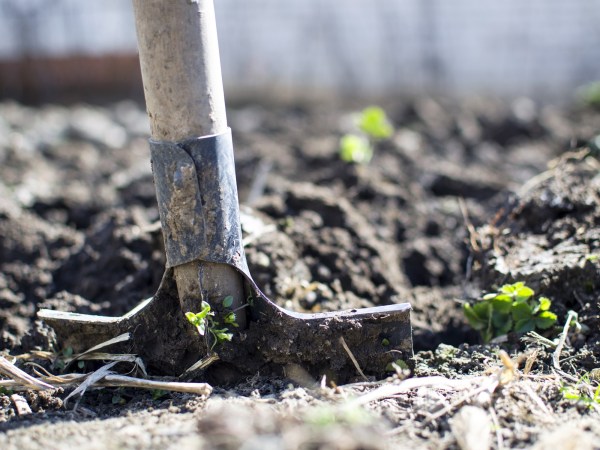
0, 97, 599, 448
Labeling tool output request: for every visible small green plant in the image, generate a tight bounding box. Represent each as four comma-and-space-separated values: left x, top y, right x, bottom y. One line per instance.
463, 282, 557, 343
339, 134, 372, 164
52, 346, 75, 371
111, 389, 127, 405
185, 296, 238, 351
151, 389, 168, 401
560, 372, 600, 409
385, 359, 409, 372
339, 106, 393, 164
358, 106, 394, 139
0, 387, 14, 396
577, 81, 600, 108
304, 403, 374, 427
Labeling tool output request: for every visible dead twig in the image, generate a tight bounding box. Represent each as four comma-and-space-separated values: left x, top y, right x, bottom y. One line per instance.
458, 197, 481, 252
0, 372, 213, 396
354, 375, 485, 408
553, 310, 578, 370
0, 355, 53, 391
523, 348, 539, 375
99, 374, 213, 396
64, 362, 118, 408
184, 353, 220, 373
74, 332, 131, 358
522, 331, 556, 349
488, 407, 505, 450
425, 351, 517, 424
522, 380, 553, 417
68, 352, 147, 376
339, 337, 368, 382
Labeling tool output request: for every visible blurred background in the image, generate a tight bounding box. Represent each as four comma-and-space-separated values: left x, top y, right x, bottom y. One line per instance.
0, 0, 598, 104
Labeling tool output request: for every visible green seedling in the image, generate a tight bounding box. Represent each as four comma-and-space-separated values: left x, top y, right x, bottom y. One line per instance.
185, 301, 212, 337
151, 389, 168, 401
112, 394, 126, 405
304, 403, 375, 427
185, 296, 239, 351
111, 389, 127, 405
577, 81, 600, 108
385, 359, 409, 372
222, 295, 234, 308
358, 106, 394, 139
463, 282, 557, 343
0, 387, 14, 396
340, 134, 373, 164
339, 106, 394, 164
52, 346, 74, 371
560, 372, 600, 409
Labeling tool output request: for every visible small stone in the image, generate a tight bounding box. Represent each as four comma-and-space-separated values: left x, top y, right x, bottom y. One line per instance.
10, 394, 32, 416
450, 406, 491, 450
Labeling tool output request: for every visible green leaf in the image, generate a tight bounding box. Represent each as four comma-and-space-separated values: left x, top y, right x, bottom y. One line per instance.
185, 311, 197, 323
224, 312, 238, 327
213, 329, 233, 342
499, 283, 519, 294
152, 389, 168, 401
561, 385, 582, 401
463, 304, 486, 330
222, 296, 234, 308
538, 297, 551, 311
339, 134, 373, 164
514, 285, 534, 302
186, 311, 208, 335
482, 293, 498, 300
579, 81, 600, 107
514, 318, 536, 333
492, 311, 512, 334
494, 293, 512, 302
385, 359, 409, 372
511, 302, 533, 321
465, 302, 493, 326
358, 106, 393, 139
112, 395, 126, 405
472, 301, 492, 318
535, 311, 557, 329
491, 296, 513, 313
481, 329, 494, 344
199, 301, 212, 318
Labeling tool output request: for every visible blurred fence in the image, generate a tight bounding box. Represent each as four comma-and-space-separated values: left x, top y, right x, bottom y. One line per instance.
0, 0, 598, 102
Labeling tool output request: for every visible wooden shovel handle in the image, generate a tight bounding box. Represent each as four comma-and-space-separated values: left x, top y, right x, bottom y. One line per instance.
132, 0, 227, 140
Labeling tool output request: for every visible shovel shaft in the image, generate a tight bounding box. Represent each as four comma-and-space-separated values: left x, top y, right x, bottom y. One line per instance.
132, 0, 245, 323
132, 0, 226, 139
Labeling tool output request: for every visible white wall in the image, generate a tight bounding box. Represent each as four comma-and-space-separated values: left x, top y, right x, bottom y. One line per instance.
0, 0, 599, 100
0, 0, 138, 57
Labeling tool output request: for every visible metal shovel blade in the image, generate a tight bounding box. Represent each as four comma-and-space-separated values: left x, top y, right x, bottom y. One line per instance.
39, 267, 412, 381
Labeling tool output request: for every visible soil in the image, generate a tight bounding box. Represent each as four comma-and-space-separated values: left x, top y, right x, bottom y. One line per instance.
0, 96, 599, 449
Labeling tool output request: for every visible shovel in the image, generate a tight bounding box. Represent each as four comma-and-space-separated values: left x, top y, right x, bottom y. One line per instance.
38, 0, 412, 382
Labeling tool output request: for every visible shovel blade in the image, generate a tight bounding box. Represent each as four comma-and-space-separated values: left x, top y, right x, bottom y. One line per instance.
39, 269, 412, 381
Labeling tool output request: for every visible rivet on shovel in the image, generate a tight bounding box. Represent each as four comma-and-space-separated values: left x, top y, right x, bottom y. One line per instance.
38, 0, 413, 382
